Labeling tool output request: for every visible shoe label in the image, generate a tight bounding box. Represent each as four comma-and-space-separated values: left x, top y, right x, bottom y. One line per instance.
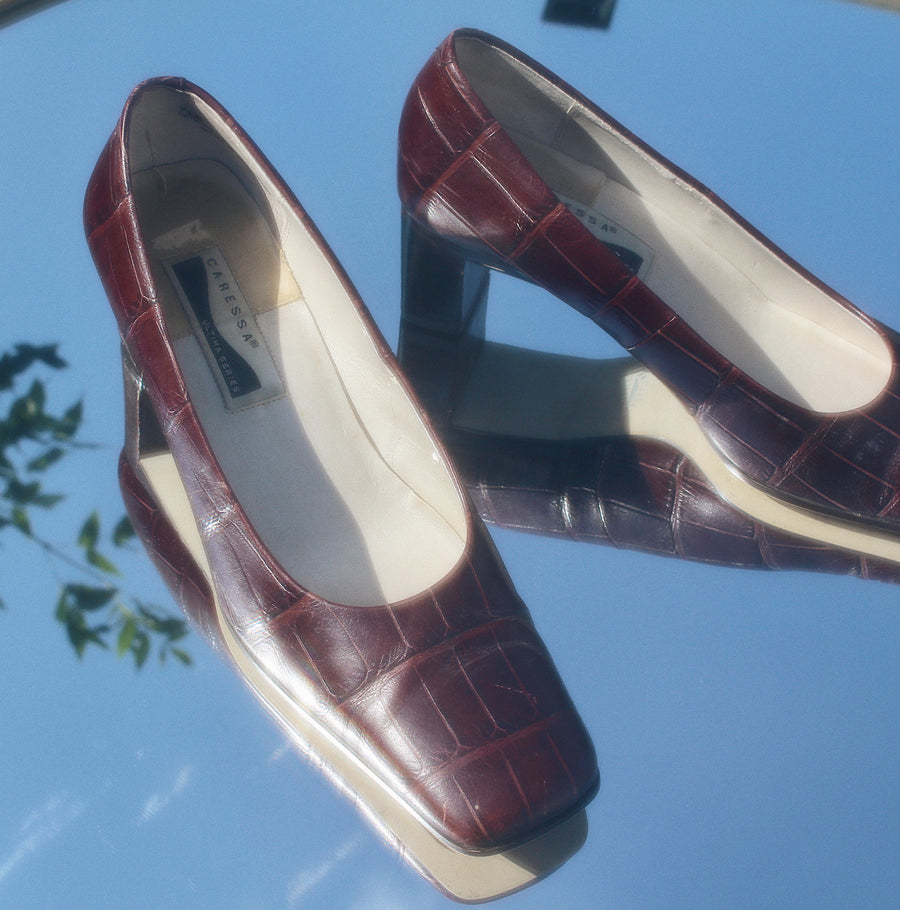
558, 194, 654, 281
164, 247, 284, 410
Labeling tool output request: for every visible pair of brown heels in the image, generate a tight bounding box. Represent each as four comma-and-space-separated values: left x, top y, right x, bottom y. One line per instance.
83, 29, 900, 903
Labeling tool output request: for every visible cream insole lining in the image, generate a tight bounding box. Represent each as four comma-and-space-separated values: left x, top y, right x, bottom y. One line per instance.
136, 159, 466, 607
510, 131, 891, 414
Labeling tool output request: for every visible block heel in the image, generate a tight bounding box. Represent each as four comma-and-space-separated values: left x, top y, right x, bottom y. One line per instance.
398, 211, 493, 426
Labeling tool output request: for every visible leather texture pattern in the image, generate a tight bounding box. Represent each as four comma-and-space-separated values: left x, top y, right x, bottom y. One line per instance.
398, 306, 900, 584
397, 30, 900, 534
119, 453, 221, 647
397, 312, 900, 585
86, 76, 598, 854
446, 428, 900, 584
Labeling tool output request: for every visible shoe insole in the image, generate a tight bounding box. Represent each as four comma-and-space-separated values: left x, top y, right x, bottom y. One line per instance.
133, 159, 466, 607
454, 35, 891, 414
507, 130, 891, 414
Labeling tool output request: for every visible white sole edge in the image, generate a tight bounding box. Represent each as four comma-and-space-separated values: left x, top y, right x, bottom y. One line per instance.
137, 450, 588, 903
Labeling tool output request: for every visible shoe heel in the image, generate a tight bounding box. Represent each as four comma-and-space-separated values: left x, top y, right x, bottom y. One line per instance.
120, 344, 168, 462
399, 209, 490, 337
398, 211, 491, 425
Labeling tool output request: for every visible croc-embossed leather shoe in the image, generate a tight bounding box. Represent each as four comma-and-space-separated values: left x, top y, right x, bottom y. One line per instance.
84, 76, 597, 899
398, 29, 900, 564
116, 353, 590, 902
398, 319, 900, 584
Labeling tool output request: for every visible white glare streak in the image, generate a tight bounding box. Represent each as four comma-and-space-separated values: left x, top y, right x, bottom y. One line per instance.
0, 792, 87, 886
287, 835, 361, 905
137, 764, 194, 824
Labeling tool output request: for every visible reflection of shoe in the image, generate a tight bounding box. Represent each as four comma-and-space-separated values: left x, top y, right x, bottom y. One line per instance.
398, 28, 900, 557
117, 367, 589, 902
85, 76, 597, 892
399, 319, 900, 583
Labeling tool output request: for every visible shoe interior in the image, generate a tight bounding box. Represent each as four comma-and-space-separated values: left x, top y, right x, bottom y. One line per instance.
126, 83, 467, 607
455, 34, 893, 414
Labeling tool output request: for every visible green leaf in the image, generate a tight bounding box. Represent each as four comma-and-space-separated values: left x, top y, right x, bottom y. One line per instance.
9, 386, 43, 431
55, 587, 71, 621
67, 584, 116, 611
26, 446, 65, 472
112, 515, 136, 547
32, 491, 64, 509
0, 344, 66, 392
36, 346, 65, 371
77, 511, 100, 550
117, 616, 137, 657
86, 548, 120, 576
84, 625, 110, 650
137, 604, 162, 627
3, 478, 64, 510
33, 344, 67, 371
170, 647, 193, 666
26, 378, 46, 412
65, 613, 88, 657
5, 479, 40, 505
133, 631, 150, 668
54, 401, 83, 440
11, 506, 31, 535
157, 618, 188, 640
